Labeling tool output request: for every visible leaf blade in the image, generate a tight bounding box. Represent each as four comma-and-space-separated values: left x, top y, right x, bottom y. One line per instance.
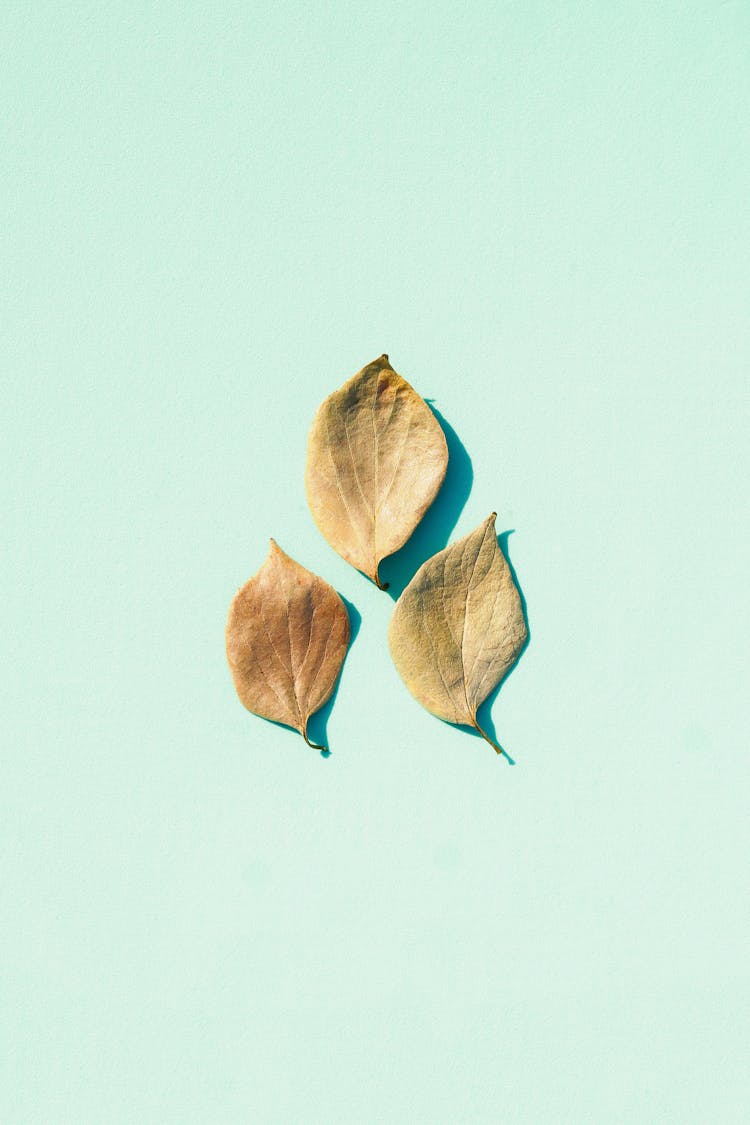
225, 540, 350, 750
305, 354, 448, 586
388, 514, 527, 753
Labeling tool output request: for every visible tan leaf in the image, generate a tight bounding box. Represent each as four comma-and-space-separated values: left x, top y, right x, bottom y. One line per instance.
305, 354, 448, 588
226, 539, 350, 751
388, 513, 527, 757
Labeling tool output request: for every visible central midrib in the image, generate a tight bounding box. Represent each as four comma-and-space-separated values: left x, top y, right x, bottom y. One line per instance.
371, 369, 380, 571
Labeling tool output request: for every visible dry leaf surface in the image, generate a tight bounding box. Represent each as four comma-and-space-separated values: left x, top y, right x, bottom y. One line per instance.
305, 354, 448, 588
388, 513, 527, 756
226, 539, 350, 750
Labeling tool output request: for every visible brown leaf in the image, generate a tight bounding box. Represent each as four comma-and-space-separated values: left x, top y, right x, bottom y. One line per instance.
388, 513, 527, 757
305, 354, 448, 588
225, 539, 350, 751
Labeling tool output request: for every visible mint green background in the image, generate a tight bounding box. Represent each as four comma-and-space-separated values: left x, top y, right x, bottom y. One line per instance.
3, 4, 748, 1123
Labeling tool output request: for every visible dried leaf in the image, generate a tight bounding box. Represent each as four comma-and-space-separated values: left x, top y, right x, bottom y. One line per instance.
305, 354, 448, 588
388, 513, 527, 757
226, 539, 350, 751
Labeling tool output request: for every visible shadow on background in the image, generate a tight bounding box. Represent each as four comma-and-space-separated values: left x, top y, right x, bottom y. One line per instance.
461, 529, 531, 764
379, 405, 474, 600
253, 595, 361, 758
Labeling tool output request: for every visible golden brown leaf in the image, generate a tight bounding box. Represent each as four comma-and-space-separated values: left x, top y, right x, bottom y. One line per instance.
305, 354, 448, 588
225, 539, 350, 751
388, 513, 527, 757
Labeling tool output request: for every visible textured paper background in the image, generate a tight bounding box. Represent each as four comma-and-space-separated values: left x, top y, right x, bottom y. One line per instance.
3, 4, 748, 1122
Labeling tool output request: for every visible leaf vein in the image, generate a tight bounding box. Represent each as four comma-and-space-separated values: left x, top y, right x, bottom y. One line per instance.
375, 408, 414, 515
343, 408, 374, 516
323, 410, 371, 564
421, 593, 464, 721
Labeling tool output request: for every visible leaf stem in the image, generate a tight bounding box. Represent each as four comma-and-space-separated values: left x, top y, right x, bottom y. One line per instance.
373, 566, 389, 591
472, 718, 512, 762
301, 727, 327, 752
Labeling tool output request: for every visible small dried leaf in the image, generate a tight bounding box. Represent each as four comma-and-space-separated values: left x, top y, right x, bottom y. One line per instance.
226, 539, 350, 751
388, 513, 527, 756
305, 354, 448, 588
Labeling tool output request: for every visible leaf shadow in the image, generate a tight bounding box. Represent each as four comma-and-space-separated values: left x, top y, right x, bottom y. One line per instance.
304, 594, 362, 756
461, 529, 530, 764
379, 404, 474, 600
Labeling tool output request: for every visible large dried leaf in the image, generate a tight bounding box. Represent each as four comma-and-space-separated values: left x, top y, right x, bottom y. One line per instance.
388, 513, 527, 756
226, 539, 350, 750
305, 354, 448, 588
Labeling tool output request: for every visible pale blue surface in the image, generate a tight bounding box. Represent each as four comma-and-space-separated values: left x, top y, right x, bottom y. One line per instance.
2, 4, 749, 1122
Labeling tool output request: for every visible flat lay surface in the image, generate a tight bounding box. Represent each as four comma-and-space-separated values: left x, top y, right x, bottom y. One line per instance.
3, 3, 748, 1122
